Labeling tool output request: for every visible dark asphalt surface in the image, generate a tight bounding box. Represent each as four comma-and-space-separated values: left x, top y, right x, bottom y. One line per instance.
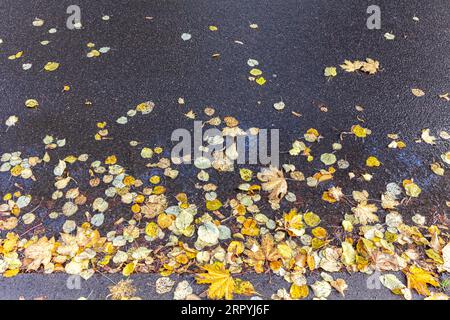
0, 272, 418, 300
0, 0, 449, 299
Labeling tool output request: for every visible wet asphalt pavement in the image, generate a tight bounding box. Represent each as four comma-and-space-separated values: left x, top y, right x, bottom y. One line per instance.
0, 0, 449, 299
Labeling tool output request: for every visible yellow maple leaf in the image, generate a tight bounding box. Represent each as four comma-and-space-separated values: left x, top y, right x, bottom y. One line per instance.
257, 166, 288, 204
351, 202, 379, 225
361, 58, 380, 74
244, 234, 281, 273
340, 60, 363, 72
404, 265, 439, 296
24, 236, 55, 271
195, 262, 235, 300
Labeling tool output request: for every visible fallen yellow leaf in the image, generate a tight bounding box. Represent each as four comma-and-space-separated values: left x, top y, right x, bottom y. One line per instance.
195, 263, 235, 300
